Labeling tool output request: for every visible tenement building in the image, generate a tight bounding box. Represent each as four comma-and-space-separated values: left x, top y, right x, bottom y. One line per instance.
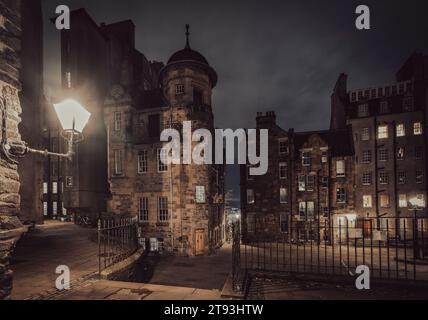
242, 53, 428, 242
331, 53, 428, 237
56, 10, 225, 255
240, 112, 355, 243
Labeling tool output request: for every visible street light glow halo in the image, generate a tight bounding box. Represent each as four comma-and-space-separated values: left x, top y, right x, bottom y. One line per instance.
53, 99, 91, 134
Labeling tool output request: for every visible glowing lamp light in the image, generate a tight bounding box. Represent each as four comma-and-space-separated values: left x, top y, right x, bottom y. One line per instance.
53, 99, 91, 133
409, 196, 425, 209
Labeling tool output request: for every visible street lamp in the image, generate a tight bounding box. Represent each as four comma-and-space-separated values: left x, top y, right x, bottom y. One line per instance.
408, 196, 425, 260
2, 99, 90, 162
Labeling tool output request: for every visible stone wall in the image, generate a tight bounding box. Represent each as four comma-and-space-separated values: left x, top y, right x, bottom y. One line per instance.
0, 0, 26, 300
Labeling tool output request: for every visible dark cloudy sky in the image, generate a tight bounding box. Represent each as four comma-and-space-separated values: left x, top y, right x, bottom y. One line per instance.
41, 0, 428, 205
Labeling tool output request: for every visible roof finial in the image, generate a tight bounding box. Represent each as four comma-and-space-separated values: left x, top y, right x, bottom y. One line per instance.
185, 24, 190, 48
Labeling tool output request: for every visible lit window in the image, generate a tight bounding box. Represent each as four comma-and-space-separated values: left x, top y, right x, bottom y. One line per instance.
416, 171, 424, 184
247, 213, 255, 233
43, 202, 48, 216
397, 147, 405, 160
52, 202, 58, 216
398, 171, 406, 184
380, 194, 390, 208
279, 139, 288, 154
377, 125, 388, 139
399, 194, 407, 208
298, 175, 306, 191
415, 194, 426, 208
52, 182, 58, 194
114, 112, 121, 131
363, 195, 372, 208
65, 71, 72, 89
378, 148, 388, 162
157, 148, 168, 172
247, 189, 255, 205
114, 150, 123, 175
396, 124, 405, 137
280, 213, 288, 233
306, 175, 315, 192
414, 122, 423, 135
362, 150, 371, 163
321, 150, 328, 163
175, 84, 185, 95
279, 163, 287, 179
403, 96, 414, 112
138, 150, 148, 174
196, 186, 206, 203
362, 172, 372, 185
150, 238, 159, 252
361, 128, 370, 141
66, 176, 73, 187
280, 188, 288, 204
336, 160, 345, 177
358, 104, 369, 117
379, 171, 389, 185
336, 188, 346, 204
298, 202, 306, 219
139, 197, 149, 222
158, 197, 169, 222
302, 151, 311, 167
43, 182, 48, 194
379, 101, 389, 114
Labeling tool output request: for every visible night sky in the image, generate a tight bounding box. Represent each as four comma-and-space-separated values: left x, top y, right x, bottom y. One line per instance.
41, 0, 428, 206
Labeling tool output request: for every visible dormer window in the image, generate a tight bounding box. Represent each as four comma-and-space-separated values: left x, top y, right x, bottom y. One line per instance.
358, 104, 369, 117
403, 96, 414, 112
379, 101, 389, 114
175, 84, 185, 95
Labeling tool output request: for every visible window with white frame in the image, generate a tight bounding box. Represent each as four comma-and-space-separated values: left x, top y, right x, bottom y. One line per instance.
298, 175, 306, 191
280, 187, 288, 204
379, 148, 388, 162
378, 125, 388, 139
298, 202, 306, 219
65, 71, 72, 89
158, 197, 169, 222
363, 195, 372, 208
379, 171, 389, 185
139, 197, 149, 222
66, 176, 73, 187
157, 148, 168, 172
43, 182, 48, 194
247, 213, 255, 233
336, 188, 346, 203
247, 189, 255, 205
279, 163, 287, 179
362, 150, 371, 163
52, 182, 58, 194
114, 112, 121, 131
138, 150, 148, 174
396, 124, 405, 137
414, 122, 423, 135
52, 202, 58, 216
279, 139, 288, 154
362, 172, 372, 185
358, 104, 369, 117
114, 150, 123, 175
150, 238, 159, 252
361, 128, 370, 141
280, 213, 288, 233
302, 151, 311, 167
416, 171, 424, 184
306, 175, 315, 192
196, 186, 206, 203
43, 202, 48, 216
336, 160, 345, 177
399, 194, 407, 208
175, 84, 185, 95
398, 171, 406, 184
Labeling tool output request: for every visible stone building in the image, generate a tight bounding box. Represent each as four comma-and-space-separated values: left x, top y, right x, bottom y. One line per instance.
331, 53, 428, 237
56, 10, 225, 255
240, 112, 354, 243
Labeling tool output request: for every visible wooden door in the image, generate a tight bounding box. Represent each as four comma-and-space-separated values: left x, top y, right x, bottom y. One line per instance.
195, 229, 205, 255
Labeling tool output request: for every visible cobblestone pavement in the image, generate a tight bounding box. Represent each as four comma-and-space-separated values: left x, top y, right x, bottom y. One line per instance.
11, 221, 99, 300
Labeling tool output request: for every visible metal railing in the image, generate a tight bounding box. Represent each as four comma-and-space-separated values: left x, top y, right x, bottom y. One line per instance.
233, 217, 428, 291
98, 216, 139, 275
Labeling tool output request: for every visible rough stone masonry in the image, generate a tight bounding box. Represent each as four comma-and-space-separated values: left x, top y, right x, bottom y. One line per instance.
0, 0, 27, 300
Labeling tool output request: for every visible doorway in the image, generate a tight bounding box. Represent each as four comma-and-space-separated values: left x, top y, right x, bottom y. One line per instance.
195, 229, 205, 255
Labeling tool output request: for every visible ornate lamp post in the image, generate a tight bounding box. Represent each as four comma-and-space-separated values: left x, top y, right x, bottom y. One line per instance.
2, 99, 90, 161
